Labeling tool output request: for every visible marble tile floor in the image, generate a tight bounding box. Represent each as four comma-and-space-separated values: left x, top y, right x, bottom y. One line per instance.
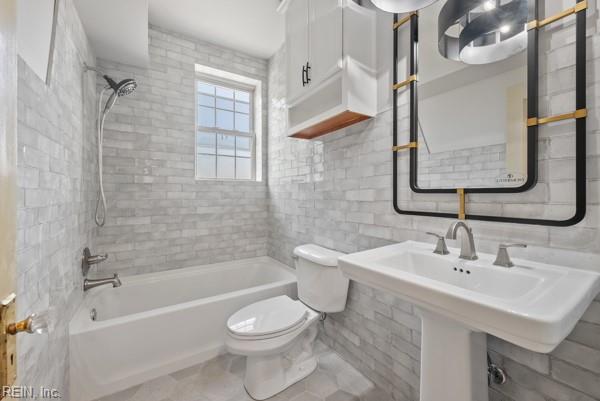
96, 341, 393, 401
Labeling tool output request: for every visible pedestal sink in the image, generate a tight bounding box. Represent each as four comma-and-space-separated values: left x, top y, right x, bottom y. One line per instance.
338, 241, 600, 401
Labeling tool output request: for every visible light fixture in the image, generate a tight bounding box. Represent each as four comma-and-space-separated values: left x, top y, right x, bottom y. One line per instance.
371, 0, 440, 13
483, 0, 496, 11
438, 0, 528, 64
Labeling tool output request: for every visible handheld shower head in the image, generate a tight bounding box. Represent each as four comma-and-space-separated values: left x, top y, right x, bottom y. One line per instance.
101, 75, 137, 115
103, 75, 137, 97
83, 63, 139, 227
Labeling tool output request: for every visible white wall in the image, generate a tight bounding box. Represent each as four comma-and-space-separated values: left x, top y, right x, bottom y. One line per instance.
17, 0, 56, 82
420, 65, 526, 153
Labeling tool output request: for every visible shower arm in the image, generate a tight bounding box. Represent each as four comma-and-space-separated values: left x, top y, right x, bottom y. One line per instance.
83, 63, 104, 75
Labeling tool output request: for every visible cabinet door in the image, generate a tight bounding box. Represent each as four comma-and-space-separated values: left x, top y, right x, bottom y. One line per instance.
308, 0, 342, 89
286, 0, 310, 103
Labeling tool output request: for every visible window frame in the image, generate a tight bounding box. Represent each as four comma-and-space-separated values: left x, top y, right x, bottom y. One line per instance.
194, 74, 256, 181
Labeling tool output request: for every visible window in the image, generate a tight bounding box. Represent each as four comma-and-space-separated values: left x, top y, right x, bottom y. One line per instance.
195, 79, 255, 180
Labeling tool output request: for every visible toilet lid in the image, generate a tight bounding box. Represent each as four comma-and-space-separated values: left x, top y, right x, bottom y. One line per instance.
227, 296, 309, 338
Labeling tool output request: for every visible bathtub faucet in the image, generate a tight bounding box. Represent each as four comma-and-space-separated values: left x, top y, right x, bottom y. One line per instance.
83, 274, 122, 292
82, 247, 110, 278
83, 247, 108, 268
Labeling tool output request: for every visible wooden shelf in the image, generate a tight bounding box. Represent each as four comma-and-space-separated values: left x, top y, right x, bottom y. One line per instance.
289, 110, 371, 139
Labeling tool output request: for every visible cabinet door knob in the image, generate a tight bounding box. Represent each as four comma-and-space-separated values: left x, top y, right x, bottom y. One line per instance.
305, 62, 311, 84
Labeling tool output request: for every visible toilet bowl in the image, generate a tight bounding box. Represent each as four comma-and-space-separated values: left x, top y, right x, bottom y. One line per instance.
225, 296, 320, 400
225, 244, 349, 400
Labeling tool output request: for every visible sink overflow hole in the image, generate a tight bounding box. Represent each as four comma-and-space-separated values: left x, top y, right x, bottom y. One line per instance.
452, 267, 471, 275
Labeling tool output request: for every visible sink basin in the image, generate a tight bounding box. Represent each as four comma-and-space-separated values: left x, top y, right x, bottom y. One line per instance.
338, 240, 600, 401
377, 249, 550, 299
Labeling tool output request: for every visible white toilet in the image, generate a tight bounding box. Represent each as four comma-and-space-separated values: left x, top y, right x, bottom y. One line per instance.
225, 244, 349, 400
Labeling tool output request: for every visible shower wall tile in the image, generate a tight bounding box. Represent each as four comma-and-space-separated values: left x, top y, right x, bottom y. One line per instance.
267, 4, 600, 401
95, 26, 269, 276
16, 0, 97, 397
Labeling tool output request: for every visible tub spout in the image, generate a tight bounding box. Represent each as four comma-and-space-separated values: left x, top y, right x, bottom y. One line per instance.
84, 273, 121, 292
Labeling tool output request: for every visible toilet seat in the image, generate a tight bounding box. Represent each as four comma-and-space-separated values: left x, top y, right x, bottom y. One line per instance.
227, 296, 310, 340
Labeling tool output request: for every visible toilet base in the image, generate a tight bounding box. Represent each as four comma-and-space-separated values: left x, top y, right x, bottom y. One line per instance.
244, 354, 317, 400
243, 325, 318, 400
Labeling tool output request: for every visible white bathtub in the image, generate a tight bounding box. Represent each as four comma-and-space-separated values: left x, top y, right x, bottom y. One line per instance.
69, 256, 297, 401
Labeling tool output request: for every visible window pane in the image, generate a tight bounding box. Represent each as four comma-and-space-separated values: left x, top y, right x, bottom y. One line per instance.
217, 134, 235, 156
236, 157, 252, 180
198, 106, 215, 127
198, 94, 214, 107
216, 109, 234, 130
197, 154, 216, 178
235, 90, 250, 102
196, 132, 216, 154
195, 79, 255, 182
216, 86, 234, 99
235, 102, 249, 113
197, 82, 214, 95
217, 156, 235, 179
236, 136, 251, 158
235, 113, 250, 133
216, 98, 234, 111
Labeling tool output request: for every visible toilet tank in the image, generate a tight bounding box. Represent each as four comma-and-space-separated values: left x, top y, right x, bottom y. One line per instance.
293, 244, 349, 313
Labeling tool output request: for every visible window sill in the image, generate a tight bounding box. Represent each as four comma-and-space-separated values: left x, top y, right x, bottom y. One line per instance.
194, 177, 263, 183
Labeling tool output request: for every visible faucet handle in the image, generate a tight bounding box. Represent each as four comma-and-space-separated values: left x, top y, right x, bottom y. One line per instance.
88, 253, 108, 264
499, 243, 527, 249
111, 273, 122, 288
426, 232, 450, 255
494, 243, 527, 268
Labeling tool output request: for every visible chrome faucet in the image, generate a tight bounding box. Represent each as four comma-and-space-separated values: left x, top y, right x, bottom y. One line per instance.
81, 247, 120, 291
426, 232, 450, 255
82, 247, 108, 276
493, 243, 527, 268
84, 274, 121, 292
446, 221, 478, 261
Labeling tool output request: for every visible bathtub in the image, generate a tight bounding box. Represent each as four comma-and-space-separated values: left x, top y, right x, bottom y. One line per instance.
69, 256, 297, 401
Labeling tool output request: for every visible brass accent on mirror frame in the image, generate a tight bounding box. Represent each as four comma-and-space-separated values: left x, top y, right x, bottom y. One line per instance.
527, 0, 587, 30
527, 108, 587, 127
393, 142, 418, 152
392, 75, 417, 90
457, 188, 466, 220
393, 12, 417, 30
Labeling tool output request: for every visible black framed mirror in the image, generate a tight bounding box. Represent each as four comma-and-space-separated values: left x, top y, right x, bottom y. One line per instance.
392, 0, 587, 226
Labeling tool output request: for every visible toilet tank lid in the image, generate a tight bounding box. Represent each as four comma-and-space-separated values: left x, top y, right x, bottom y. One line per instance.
293, 244, 345, 267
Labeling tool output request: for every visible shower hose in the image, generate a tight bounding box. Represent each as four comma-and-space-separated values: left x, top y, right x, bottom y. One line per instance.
95, 87, 111, 227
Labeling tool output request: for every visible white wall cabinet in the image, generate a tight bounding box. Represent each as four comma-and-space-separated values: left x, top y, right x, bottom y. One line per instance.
283, 0, 376, 139
285, 0, 310, 103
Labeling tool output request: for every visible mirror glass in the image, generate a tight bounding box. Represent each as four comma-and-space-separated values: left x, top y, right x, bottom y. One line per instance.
415, 0, 528, 189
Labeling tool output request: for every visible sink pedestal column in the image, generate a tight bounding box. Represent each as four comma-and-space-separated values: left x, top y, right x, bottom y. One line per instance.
418, 309, 488, 401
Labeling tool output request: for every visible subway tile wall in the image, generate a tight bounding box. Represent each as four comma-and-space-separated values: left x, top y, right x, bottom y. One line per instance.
417, 144, 513, 189
14, 1, 600, 400
94, 26, 270, 276
267, 4, 600, 401
16, 0, 97, 396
